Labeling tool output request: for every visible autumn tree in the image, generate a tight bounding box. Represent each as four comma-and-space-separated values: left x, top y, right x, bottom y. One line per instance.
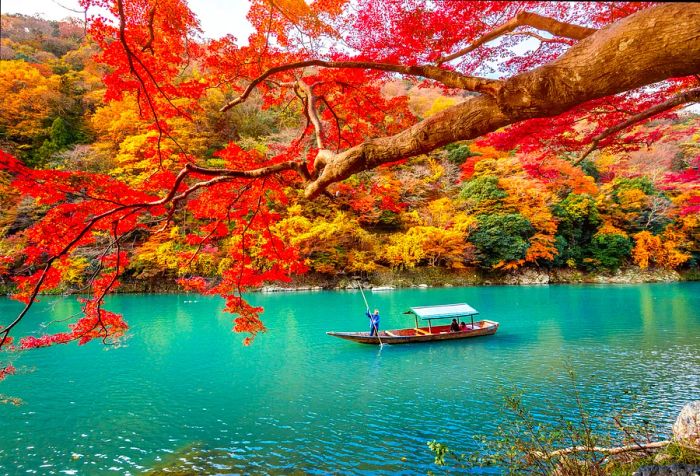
1, 1, 700, 377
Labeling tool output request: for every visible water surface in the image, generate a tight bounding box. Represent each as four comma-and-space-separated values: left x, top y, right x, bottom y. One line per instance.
1, 283, 699, 474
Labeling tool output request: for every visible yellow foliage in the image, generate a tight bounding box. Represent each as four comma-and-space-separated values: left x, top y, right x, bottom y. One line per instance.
55, 257, 90, 285
617, 189, 647, 210
453, 213, 477, 235
400, 210, 424, 227
111, 132, 158, 185
423, 96, 458, 118
274, 212, 376, 274
425, 158, 444, 183
383, 230, 427, 269
383, 226, 467, 269
425, 198, 454, 227
133, 233, 182, 277
0, 60, 61, 140
596, 222, 628, 237
286, 204, 303, 216
594, 153, 618, 175
347, 250, 379, 274
633, 229, 690, 269
91, 95, 144, 147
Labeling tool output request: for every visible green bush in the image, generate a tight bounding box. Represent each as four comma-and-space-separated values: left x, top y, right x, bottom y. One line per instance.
588, 233, 632, 270
469, 213, 534, 268
446, 144, 475, 164
552, 193, 601, 268
459, 176, 507, 206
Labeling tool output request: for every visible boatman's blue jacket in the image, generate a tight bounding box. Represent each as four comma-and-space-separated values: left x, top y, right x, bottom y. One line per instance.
366, 310, 380, 334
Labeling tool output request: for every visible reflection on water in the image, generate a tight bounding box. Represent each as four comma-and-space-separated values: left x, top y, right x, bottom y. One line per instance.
0, 283, 699, 474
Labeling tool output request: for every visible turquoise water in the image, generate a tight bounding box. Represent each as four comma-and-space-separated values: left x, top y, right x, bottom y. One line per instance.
1, 283, 699, 474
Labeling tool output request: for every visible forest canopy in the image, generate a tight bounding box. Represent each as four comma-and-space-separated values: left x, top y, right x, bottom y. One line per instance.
0, 1, 699, 376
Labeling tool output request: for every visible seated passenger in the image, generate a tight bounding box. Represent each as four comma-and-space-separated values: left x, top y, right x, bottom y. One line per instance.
450, 318, 460, 332
459, 321, 468, 331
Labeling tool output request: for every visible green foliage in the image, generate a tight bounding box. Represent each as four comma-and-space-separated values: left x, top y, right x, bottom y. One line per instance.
611, 177, 656, 201
376, 210, 402, 229
33, 139, 60, 167
445, 144, 477, 165
588, 233, 632, 270
459, 176, 507, 208
581, 160, 600, 182
552, 194, 601, 267
606, 442, 700, 476
49, 117, 72, 148
426, 440, 451, 466
470, 213, 534, 268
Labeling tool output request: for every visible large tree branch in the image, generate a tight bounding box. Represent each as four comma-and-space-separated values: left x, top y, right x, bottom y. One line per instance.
436, 10, 597, 65
220, 60, 501, 111
304, 3, 700, 198
574, 87, 700, 164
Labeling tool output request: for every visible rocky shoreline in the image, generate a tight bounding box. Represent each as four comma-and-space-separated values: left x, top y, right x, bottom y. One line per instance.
3, 266, 695, 296
254, 267, 691, 293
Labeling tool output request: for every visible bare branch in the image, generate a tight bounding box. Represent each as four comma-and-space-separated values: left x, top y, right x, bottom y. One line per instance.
141, 6, 156, 53
575, 87, 700, 165
436, 11, 596, 65
220, 60, 501, 112
531, 440, 671, 459
505, 31, 571, 44
297, 81, 325, 149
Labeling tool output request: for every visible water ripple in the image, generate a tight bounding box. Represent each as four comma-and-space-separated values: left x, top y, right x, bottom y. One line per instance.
1, 284, 699, 474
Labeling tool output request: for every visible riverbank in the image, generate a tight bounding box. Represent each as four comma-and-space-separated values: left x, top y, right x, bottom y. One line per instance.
246, 266, 698, 293
2, 266, 697, 296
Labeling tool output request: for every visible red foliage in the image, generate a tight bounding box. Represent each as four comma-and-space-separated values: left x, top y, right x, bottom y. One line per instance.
0, 364, 16, 382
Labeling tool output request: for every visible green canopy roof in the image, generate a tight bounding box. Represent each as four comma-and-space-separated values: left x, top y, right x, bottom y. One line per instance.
407, 303, 479, 320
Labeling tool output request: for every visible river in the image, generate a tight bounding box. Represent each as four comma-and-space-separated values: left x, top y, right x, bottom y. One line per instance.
1, 283, 699, 474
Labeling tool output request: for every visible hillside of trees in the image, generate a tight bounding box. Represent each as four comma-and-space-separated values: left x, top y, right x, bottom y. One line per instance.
1, 12, 698, 299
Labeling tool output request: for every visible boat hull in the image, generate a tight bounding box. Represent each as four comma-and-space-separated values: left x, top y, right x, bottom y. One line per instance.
326, 320, 499, 345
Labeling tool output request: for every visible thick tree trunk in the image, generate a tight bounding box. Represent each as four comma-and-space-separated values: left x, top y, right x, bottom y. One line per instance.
305, 3, 700, 197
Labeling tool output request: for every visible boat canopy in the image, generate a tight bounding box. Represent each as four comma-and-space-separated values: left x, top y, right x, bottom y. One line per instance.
407, 303, 479, 321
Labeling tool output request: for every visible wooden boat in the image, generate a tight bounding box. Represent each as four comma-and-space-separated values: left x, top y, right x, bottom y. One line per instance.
327, 303, 499, 345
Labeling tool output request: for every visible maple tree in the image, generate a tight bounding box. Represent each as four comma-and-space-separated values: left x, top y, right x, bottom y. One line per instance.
1, 1, 700, 380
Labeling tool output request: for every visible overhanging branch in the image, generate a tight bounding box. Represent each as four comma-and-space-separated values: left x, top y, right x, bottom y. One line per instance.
220, 60, 501, 112
436, 11, 596, 65
575, 87, 700, 165
0, 159, 311, 349
303, 3, 700, 198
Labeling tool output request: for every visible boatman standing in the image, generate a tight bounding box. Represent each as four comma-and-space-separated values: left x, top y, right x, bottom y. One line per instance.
367, 309, 380, 336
